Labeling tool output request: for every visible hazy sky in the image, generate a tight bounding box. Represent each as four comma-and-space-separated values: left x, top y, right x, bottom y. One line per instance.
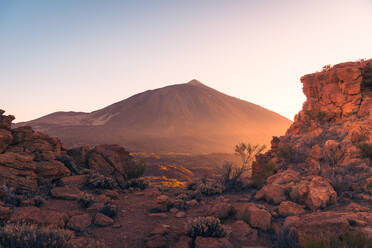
1, 0, 372, 122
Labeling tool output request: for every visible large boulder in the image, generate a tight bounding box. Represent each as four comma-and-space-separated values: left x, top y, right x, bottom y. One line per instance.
240, 203, 271, 231
305, 176, 337, 211
228, 220, 258, 243
278, 201, 306, 217
255, 183, 287, 204
67, 214, 92, 232
0, 129, 12, 153
207, 202, 236, 220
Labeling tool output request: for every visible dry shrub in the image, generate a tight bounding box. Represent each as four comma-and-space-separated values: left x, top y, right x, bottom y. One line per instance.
123, 160, 146, 180
124, 178, 148, 190
86, 173, 117, 189
252, 161, 275, 188
186, 216, 226, 239
0, 222, 73, 248
300, 231, 372, 248
196, 179, 225, 196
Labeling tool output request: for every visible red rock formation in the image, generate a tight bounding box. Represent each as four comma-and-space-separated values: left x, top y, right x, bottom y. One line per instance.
252, 59, 372, 244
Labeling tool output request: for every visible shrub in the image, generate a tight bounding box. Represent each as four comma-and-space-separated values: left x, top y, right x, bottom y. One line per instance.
186, 216, 226, 239
358, 142, 372, 160
275, 227, 299, 248
0, 222, 73, 248
78, 192, 95, 208
123, 160, 146, 180
300, 231, 372, 248
99, 203, 118, 218
252, 161, 275, 188
86, 173, 118, 189
124, 178, 148, 190
304, 109, 327, 124
196, 179, 225, 196
0, 185, 20, 206
277, 143, 296, 162
239, 207, 251, 224
220, 162, 245, 191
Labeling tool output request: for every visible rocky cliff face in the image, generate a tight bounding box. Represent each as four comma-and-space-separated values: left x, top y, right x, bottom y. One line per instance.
252, 59, 372, 243
0, 109, 136, 196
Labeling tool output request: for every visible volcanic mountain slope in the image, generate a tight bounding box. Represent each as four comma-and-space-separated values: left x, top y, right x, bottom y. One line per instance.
16, 80, 291, 153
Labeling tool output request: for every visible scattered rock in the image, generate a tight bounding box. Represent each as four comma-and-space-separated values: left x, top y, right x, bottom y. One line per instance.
229, 220, 258, 242
208, 202, 236, 220
94, 213, 114, 227
67, 214, 92, 232
50, 186, 83, 200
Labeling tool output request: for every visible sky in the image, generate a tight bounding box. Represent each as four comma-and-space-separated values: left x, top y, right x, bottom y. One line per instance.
1, 0, 372, 122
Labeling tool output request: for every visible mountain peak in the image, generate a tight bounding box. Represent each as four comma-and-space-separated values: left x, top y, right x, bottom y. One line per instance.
186, 79, 204, 87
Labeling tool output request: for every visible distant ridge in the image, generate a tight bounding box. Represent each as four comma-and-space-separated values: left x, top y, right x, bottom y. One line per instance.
16, 80, 292, 153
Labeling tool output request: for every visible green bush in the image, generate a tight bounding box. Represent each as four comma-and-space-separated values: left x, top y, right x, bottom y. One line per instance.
358, 142, 372, 160
99, 203, 118, 218
239, 207, 251, 224
252, 161, 275, 188
301, 231, 372, 248
0, 222, 73, 248
124, 160, 146, 180
277, 143, 296, 162
304, 109, 327, 124
186, 216, 226, 239
275, 227, 299, 248
124, 178, 148, 190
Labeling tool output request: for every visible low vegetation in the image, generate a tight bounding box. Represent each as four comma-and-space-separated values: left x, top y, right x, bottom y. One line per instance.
275, 227, 299, 248
252, 161, 276, 188
238, 207, 251, 224
186, 216, 226, 239
86, 173, 118, 189
216, 143, 267, 192
99, 203, 118, 218
277, 143, 296, 162
124, 178, 148, 190
196, 178, 225, 196
0, 222, 73, 248
300, 231, 372, 248
123, 160, 146, 180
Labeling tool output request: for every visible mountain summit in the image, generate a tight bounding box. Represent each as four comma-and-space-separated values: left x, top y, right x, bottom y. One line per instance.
16, 80, 292, 153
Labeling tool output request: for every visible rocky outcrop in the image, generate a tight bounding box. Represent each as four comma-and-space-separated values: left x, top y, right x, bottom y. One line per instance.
252, 59, 372, 243
0, 111, 70, 193
0, 109, 142, 195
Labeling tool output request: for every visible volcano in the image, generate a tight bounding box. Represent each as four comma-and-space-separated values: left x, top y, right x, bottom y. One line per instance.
15, 80, 292, 153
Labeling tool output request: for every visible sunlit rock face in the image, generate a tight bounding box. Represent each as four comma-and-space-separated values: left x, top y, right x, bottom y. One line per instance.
288, 59, 372, 136
252, 59, 372, 242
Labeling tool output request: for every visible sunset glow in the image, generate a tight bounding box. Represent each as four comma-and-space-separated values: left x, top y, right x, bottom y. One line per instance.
1, 0, 372, 121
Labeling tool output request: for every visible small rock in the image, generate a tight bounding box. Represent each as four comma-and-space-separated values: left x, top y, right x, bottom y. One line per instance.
67, 214, 91, 232
208, 202, 236, 220
94, 213, 114, 227
176, 211, 186, 218
50, 186, 82, 200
